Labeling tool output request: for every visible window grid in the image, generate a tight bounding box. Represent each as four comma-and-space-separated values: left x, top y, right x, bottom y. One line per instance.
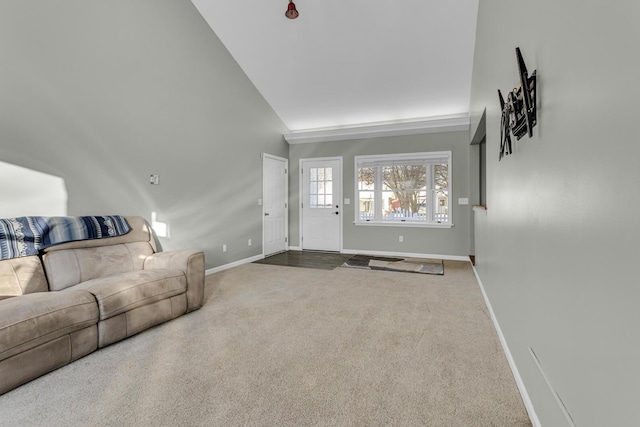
309, 167, 333, 209
355, 152, 451, 225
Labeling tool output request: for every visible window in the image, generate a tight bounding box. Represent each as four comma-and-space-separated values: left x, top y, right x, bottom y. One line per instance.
355, 151, 451, 226
309, 167, 333, 208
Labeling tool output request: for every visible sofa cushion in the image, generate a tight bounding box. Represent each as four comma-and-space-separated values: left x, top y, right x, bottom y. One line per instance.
0, 256, 49, 298
43, 242, 154, 291
68, 269, 187, 320
0, 291, 99, 362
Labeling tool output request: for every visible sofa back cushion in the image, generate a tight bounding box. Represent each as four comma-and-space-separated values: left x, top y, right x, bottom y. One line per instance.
43, 242, 154, 291
0, 256, 49, 298
41, 216, 156, 253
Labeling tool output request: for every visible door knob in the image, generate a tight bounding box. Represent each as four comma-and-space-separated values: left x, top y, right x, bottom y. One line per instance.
265, 212, 270, 216
334, 212, 339, 215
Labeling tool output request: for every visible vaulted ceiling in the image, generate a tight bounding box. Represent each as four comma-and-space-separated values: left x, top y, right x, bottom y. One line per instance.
191, 0, 479, 133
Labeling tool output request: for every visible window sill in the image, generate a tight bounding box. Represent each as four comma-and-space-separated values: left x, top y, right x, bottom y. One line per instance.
354, 221, 453, 229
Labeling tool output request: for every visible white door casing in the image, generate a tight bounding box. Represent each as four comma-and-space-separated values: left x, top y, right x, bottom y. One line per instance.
263, 154, 288, 256
300, 157, 342, 252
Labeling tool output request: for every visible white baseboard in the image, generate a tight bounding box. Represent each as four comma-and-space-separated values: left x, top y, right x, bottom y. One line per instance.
205, 254, 264, 275
471, 264, 541, 427
341, 248, 470, 262
285, 247, 469, 261
206, 249, 468, 274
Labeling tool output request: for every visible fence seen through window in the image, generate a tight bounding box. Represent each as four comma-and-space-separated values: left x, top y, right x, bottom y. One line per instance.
356, 152, 451, 225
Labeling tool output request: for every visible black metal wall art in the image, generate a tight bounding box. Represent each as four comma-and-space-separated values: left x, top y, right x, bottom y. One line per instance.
498, 47, 537, 160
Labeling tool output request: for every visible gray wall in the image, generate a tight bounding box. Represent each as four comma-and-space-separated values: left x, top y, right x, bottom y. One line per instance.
470, 1, 640, 425
289, 130, 471, 257
0, 1, 288, 270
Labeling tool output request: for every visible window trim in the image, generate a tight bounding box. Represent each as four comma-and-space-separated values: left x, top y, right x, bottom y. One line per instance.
353, 151, 453, 228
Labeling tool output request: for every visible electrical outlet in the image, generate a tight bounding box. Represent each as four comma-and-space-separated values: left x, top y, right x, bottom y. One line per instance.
399, 235, 404, 243
149, 174, 159, 185
248, 239, 252, 246
222, 244, 227, 253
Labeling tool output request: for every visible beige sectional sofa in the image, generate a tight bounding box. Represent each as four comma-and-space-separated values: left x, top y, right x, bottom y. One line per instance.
0, 216, 204, 395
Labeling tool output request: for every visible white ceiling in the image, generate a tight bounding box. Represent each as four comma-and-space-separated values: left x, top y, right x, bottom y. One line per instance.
191, 0, 479, 132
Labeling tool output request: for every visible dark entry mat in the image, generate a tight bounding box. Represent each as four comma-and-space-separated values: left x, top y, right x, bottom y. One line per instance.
255, 251, 354, 270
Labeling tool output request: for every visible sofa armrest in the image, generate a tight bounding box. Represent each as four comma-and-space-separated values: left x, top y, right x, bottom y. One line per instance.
143, 250, 205, 312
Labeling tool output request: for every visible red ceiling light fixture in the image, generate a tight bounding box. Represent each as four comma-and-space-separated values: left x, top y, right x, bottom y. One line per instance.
285, 0, 299, 19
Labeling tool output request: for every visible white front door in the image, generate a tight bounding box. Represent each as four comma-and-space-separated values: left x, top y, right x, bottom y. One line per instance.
301, 158, 342, 252
263, 154, 288, 256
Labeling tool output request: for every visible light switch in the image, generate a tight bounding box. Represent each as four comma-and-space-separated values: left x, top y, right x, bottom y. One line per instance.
344, 198, 351, 205
458, 198, 469, 205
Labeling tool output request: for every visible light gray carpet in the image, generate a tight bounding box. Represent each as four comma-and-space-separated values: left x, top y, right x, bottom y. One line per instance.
0, 261, 531, 426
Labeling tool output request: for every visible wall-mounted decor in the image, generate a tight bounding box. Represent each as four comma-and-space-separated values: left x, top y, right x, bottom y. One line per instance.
498, 47, 537, 160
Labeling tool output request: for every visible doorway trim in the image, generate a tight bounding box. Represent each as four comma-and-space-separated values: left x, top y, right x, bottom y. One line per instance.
299, 156, 343, 252
262, 153, 289, 256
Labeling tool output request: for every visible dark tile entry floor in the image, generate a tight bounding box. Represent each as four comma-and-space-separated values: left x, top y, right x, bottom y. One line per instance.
254, 251, 354, 270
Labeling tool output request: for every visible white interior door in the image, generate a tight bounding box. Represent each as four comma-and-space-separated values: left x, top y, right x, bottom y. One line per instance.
301, 158, 342, 252
263, 154, 288, 256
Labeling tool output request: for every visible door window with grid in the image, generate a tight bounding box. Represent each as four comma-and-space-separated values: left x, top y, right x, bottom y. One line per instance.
309, 167, 334, 208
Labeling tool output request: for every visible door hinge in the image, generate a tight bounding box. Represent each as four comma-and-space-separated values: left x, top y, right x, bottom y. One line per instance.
301, 202, 304, 208
285, 202, 288, 208
285, 168, 288, 174
285, 237, 288, 243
